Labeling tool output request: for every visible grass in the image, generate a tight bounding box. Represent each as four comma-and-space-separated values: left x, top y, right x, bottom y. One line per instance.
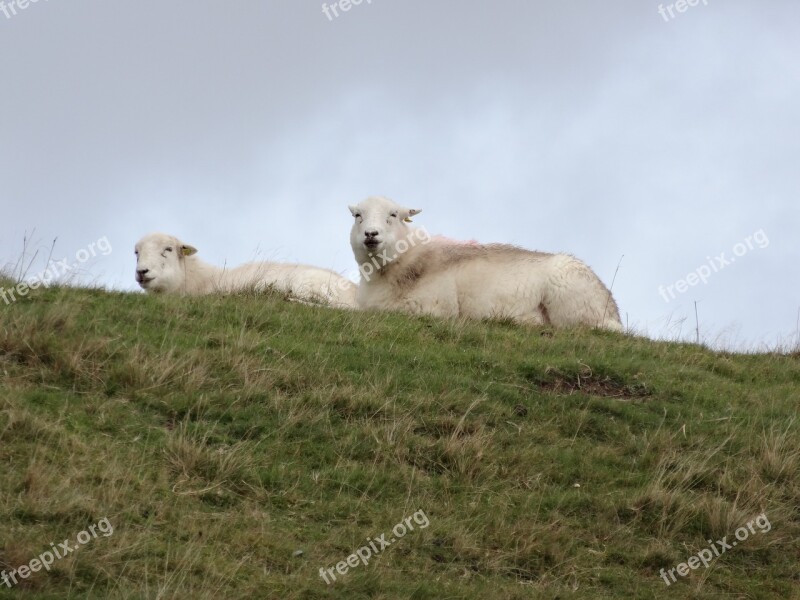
0, 278, 798, 599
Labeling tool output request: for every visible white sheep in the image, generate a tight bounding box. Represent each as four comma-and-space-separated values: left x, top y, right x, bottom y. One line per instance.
348, 196, 623, 330
134, 232, 357, 308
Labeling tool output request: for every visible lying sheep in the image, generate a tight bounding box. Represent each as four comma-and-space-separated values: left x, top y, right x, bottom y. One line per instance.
134, 232, 357, 308
348, 196, 623, 330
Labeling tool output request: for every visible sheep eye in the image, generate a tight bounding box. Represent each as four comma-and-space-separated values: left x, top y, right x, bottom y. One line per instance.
390, 212, 398, 218
354, 213, 361, 218
165, 247, 173, 252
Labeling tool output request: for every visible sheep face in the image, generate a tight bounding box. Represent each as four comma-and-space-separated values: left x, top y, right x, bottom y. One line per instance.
134, 233, 197, 293
349, 196, 421, 267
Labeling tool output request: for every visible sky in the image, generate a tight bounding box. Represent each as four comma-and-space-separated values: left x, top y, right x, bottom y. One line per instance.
1, 1, 798, 350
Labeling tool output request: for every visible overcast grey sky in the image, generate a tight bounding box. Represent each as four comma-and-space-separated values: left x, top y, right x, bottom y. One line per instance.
1, 1, 797, 349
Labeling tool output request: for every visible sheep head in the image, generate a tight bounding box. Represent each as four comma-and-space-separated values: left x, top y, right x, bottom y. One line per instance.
134, 233, 197, 293
348, 196, 423, 270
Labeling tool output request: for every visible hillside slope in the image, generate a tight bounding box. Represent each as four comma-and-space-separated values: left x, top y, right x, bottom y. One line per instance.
0, 283, 798, 599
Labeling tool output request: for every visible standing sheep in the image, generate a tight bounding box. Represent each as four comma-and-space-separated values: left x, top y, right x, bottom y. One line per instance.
348, 196, 623, 330
134, 233, 357, 308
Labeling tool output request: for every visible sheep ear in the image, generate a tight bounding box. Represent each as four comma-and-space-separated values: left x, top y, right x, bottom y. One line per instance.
181, 244, 197, 257
348, 205, 359, 217
403, 208, 422, 222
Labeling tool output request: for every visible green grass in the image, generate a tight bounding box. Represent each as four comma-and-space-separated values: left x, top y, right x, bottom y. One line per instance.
0, 279, 798, 599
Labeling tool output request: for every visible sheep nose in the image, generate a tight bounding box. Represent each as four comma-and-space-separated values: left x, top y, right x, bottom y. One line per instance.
137, 268, 149, 276
365, 230, 379, 239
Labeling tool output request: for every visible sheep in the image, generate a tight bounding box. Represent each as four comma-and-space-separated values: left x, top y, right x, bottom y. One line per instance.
134, 232, 357, 308
348, 196, 623, 330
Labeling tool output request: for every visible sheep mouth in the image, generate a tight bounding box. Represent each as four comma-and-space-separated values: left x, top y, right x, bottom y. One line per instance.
136, 276, 155, 286
364, 240, 381, 250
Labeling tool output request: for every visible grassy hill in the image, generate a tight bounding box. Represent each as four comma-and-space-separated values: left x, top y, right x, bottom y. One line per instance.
0, 280, 798, 599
